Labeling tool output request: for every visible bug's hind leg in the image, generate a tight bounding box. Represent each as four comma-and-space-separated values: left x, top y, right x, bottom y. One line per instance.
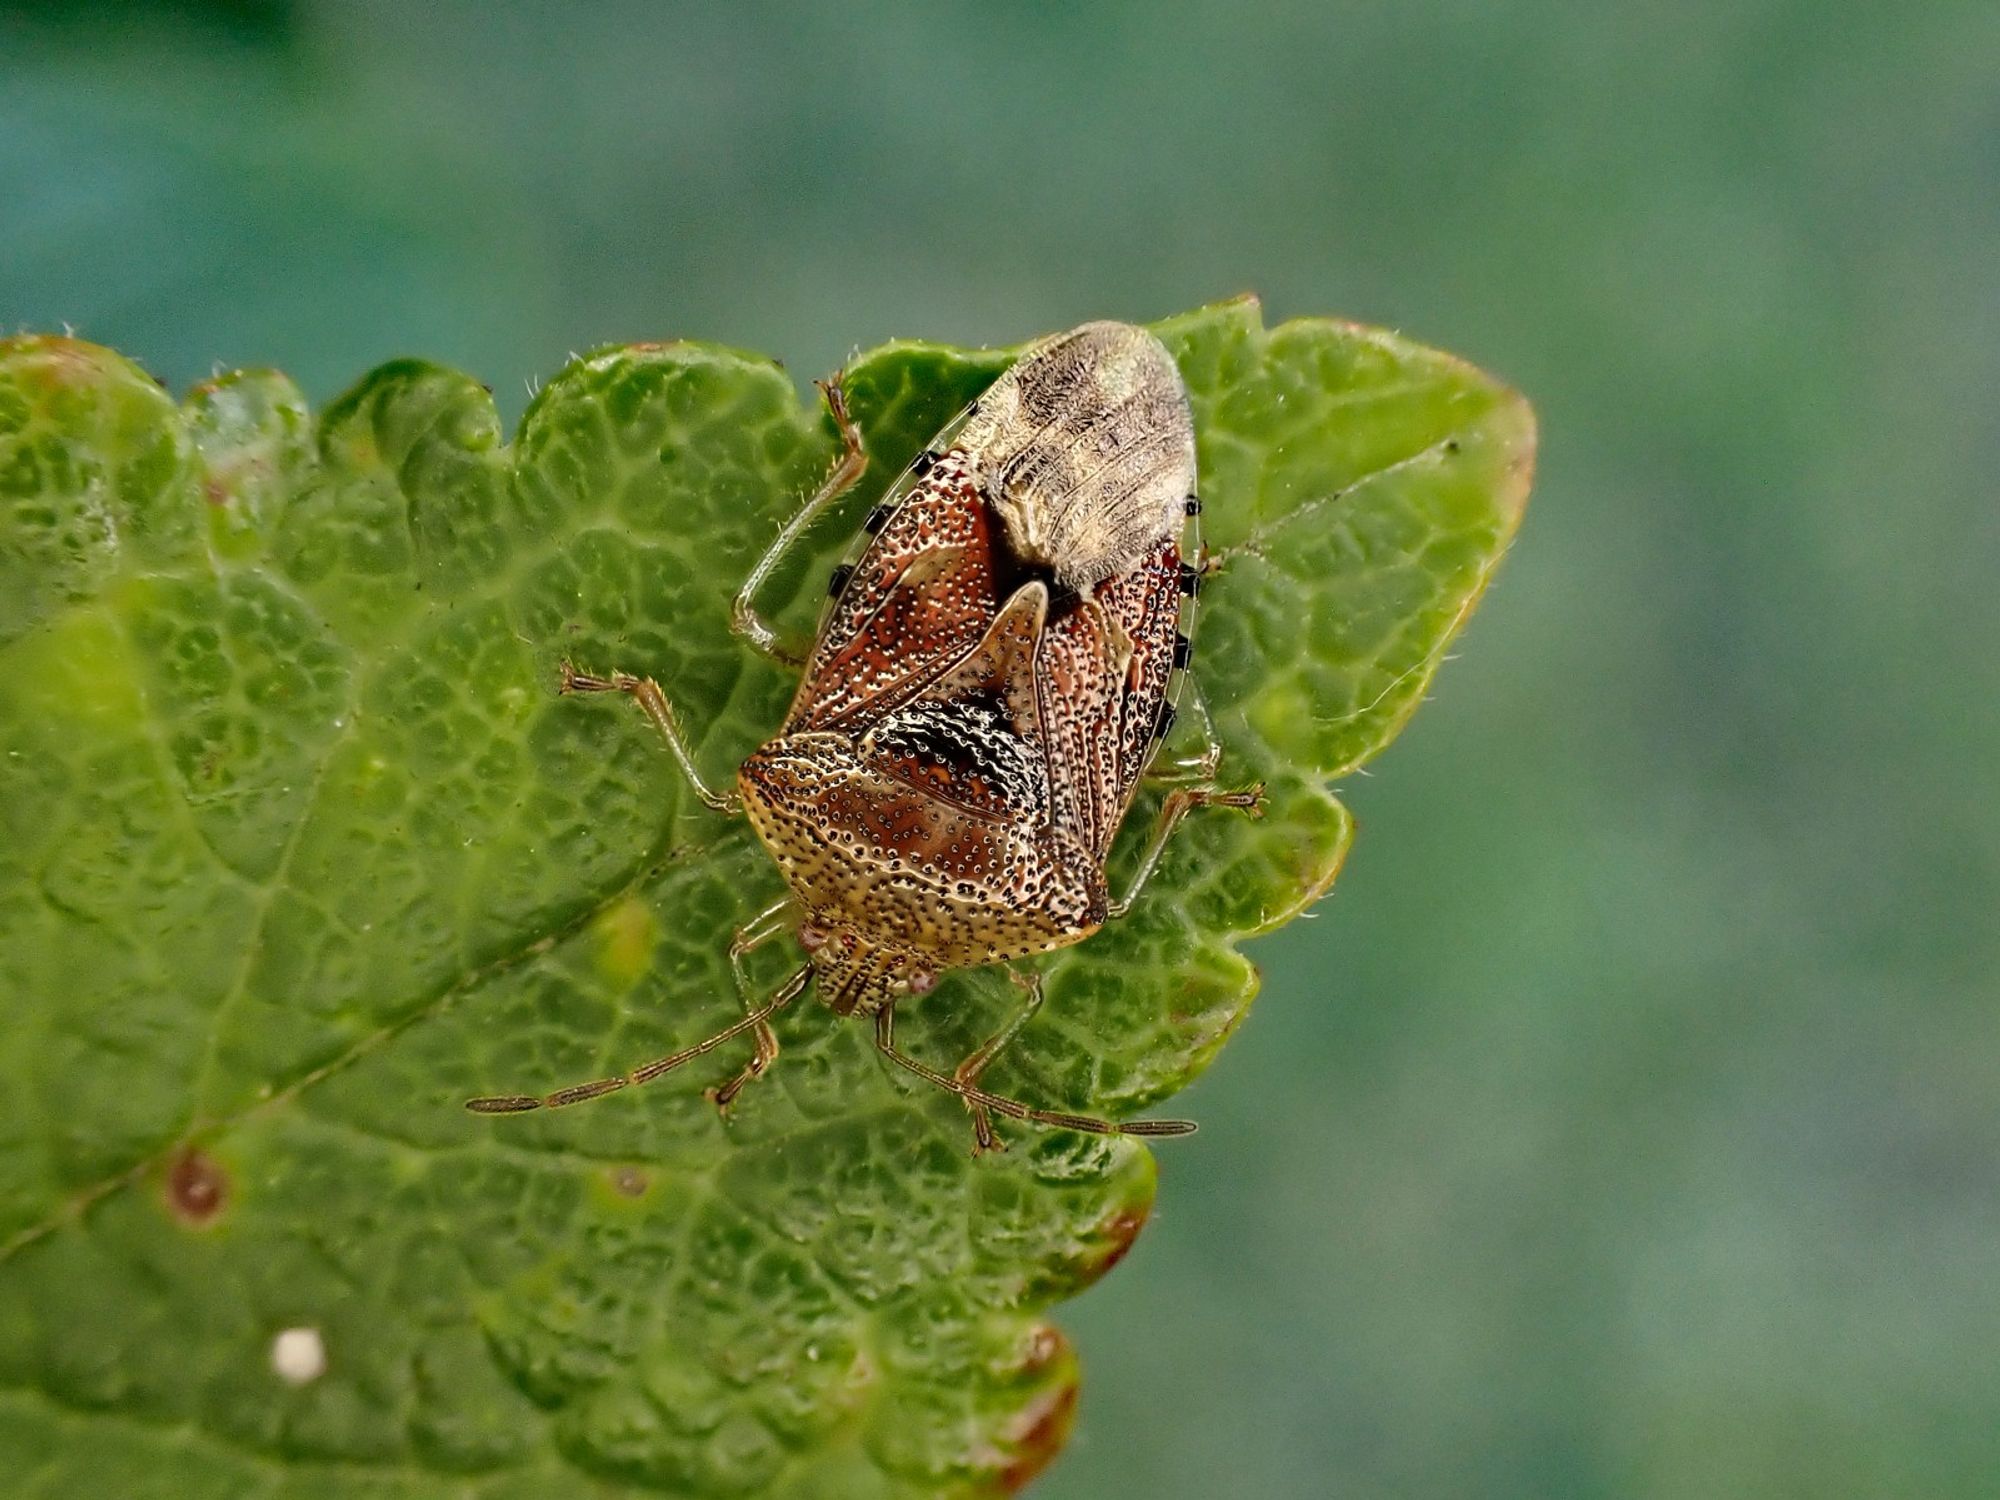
949, 969, 1048, 1154
1107, 780, 1266, 921
558, 662, 740, 815
705, 900, 795, 1113
731, 372, 870, 665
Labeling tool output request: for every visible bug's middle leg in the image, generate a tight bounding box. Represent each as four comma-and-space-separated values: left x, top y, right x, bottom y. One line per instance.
559, 662, 740, 815
1107, 781, 1266, 920
730, 373, 870, 665
1142, 683, 1225, 786
705, 899, 795, 1113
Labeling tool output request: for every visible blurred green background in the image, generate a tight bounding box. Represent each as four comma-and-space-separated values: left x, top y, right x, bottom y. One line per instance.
5, 2, 1995, 1495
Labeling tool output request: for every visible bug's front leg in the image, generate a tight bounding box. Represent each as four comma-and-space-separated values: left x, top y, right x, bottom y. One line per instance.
1107, 781, 1266, 920
558, 662, 741, 814
705, 899, 796, 1113
730, 372, 870, 665
871, 1003, 1196, 1144
950, 968, 1048, 1154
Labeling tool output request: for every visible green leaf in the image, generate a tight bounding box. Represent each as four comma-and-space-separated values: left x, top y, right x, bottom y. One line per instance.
0, 299, 1531, 1497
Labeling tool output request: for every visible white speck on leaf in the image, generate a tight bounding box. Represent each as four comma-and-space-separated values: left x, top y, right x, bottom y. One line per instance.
271, 1326, 327, 1385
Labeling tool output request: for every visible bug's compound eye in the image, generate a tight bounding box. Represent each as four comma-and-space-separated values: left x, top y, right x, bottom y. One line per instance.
798, 923, 829, 952
907, 969, 938, 996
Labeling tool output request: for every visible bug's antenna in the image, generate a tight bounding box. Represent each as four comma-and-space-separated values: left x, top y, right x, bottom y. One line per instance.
466, 965, 813, 1113
871, 1009, 1195, 1140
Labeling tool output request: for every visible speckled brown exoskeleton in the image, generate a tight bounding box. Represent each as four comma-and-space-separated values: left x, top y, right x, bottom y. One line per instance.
467, 322, 1262, 1150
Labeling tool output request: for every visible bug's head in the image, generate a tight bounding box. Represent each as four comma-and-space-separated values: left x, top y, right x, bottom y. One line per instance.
797, 920, 937, 1016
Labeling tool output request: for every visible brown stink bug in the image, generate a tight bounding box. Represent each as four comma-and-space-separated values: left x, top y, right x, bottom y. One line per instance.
467, 322, 1262, 1150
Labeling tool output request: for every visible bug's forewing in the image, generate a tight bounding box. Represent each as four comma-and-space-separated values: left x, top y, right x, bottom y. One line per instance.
1040, 541, 1184, 861
1035, 600, 1126, 860
1101, 542, 1184, 814
1096, 548, 1184, 856
783, 457, 1002, 733
960, 321, 1196, 589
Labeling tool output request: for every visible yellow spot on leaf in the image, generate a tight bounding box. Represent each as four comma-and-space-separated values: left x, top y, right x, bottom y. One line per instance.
8, 607, 145, 727
594, 895, 657, 986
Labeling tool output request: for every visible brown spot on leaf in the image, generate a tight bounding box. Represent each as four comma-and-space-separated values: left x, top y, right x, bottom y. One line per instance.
609, 1165, 649, 1198
1015, 1321, 1064, 1375
166, 1147, 227, 1226
15, 338, 109, 391
1027, 1172, 1160, 1300
997, 1340, 1079, 1495
1081, 1197, 1151, 1281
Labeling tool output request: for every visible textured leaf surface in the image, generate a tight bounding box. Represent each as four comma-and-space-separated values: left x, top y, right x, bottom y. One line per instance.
0, 300, 1531, 1497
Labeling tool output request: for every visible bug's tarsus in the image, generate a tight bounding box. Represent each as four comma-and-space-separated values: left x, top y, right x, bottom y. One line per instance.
557, 660, 740, 815
872, 1003, 1194, 1149
704, 1044, 772, 1113
464, 965, 814, 1116
730, 370, 871, 663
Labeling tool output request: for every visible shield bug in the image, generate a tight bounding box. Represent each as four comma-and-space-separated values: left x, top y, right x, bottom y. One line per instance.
467, 323, 1262, 1149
